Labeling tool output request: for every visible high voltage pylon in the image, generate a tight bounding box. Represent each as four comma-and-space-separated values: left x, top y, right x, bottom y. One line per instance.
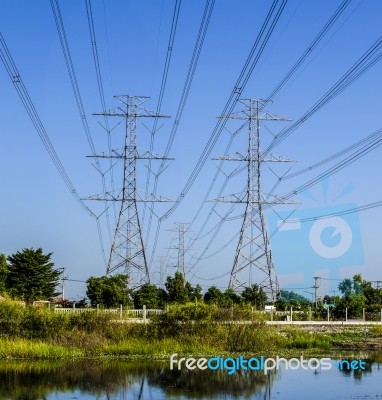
156, 256, 167, 287
86, 95, 172, 287
210, 99, 293, 301
167, 222, 193, 278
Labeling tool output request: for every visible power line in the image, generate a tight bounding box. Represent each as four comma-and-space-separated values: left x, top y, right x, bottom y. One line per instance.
220, 33, 382, 185
0, 33, 94, 217
160, 0, 288, 221
186, 123, 382, 278
142, 0, 182, 229
188, 125, 245, 237
84, 0, 117, 224
186, 36, 382, 266
282, 127, 382, 200
164, 5, 378, 290
184, 0, 352, 247
147, 0, 215, 264
283, 127, 382, 180
265, 34, 382, 154
50, 0, 109, 265
150, 0, 288, 266
265, 0, 352, 101
283, 200, 382, 223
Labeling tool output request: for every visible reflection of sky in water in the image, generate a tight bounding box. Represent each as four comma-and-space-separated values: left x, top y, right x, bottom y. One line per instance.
41, 363, 382, 400
270, 362, 382, 400
0, 358, 380, 400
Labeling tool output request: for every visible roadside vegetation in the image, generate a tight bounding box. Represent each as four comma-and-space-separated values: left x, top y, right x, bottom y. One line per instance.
0, 300, 380, 359
2, 249, 382, 322
0, 249, 382, 359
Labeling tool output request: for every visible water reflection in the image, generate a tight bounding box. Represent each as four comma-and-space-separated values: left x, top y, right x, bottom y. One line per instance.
149, 367, 275, 398
336, 351, 382, 381
0, 354, 380, 399
0, 359, 274, 399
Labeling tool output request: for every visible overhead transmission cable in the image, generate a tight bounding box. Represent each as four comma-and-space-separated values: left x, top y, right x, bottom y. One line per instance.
161, 0, 287, 220
199, 123, 382, 273
241, 125, 382, 265
225, 35, 382, 183
186, 0, 353, 246
283, 128, 382, 200
84, 0, 117, 223
187, 34, 382, 267
265, 34, 382, 154
266, 0, 352, 101
284, 127, 382, 180
188, 124, 245, 236
50, 0, 110, 265
146, 0, 216, 264
192, 200, 382, 283
288, 201, 382, 223
191, 124, 382, 270
0, 34, 96, 216
142, 0, 182, 230
150, 0, 288, 265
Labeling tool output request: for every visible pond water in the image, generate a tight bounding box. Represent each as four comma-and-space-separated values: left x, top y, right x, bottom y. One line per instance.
0, 353, 381, 399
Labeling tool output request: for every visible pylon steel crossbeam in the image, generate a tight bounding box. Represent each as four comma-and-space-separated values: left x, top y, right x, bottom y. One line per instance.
211, 99, 292, 301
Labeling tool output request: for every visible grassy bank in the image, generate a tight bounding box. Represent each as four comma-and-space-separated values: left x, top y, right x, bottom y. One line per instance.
0, 302, 380, 359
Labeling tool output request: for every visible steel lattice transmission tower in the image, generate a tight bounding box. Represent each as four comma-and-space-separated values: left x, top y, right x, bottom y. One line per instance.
211, 99, 293, 301
167, 222, 192, 277
87, 95, 172, 287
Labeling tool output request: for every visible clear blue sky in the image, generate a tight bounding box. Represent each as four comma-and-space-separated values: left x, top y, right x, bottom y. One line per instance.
0, 0, 381, 300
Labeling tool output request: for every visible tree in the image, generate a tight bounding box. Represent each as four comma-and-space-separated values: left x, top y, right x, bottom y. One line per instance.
165, 272, 189, 303
7, 248, 60, 303
165, 272, 202, 303
275, 290, 311, 311
332, 295, 366, 319
338, 275, 363, 298
204, 286, 224, 304
86, 274, 132, 308
339, 275, 382, 313
279, 290, 311, 304
362, 280, 382, 311
134, 283, 168, 308
222, 288, 242, 306
333, 275, 380, 318
241, 284, 268, 308
0, 253, 8, 295
338, 278, 353, 298
185, 281, 202, 302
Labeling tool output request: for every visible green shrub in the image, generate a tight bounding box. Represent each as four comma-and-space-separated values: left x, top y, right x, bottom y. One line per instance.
0, 301, 25, 337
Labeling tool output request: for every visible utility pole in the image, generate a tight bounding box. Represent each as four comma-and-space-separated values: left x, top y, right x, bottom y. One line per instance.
86, 95, 172, 287
61, 267, 65, 301
210, 99, 292, 301
57, 267, 67, 301
314, 276, 320, 308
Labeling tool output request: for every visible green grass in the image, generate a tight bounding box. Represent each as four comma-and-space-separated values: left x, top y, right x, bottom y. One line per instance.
0, 301, 379, 359
98, 337, 217, 357
0, 339, 84, 359
281, 328, 333, 350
